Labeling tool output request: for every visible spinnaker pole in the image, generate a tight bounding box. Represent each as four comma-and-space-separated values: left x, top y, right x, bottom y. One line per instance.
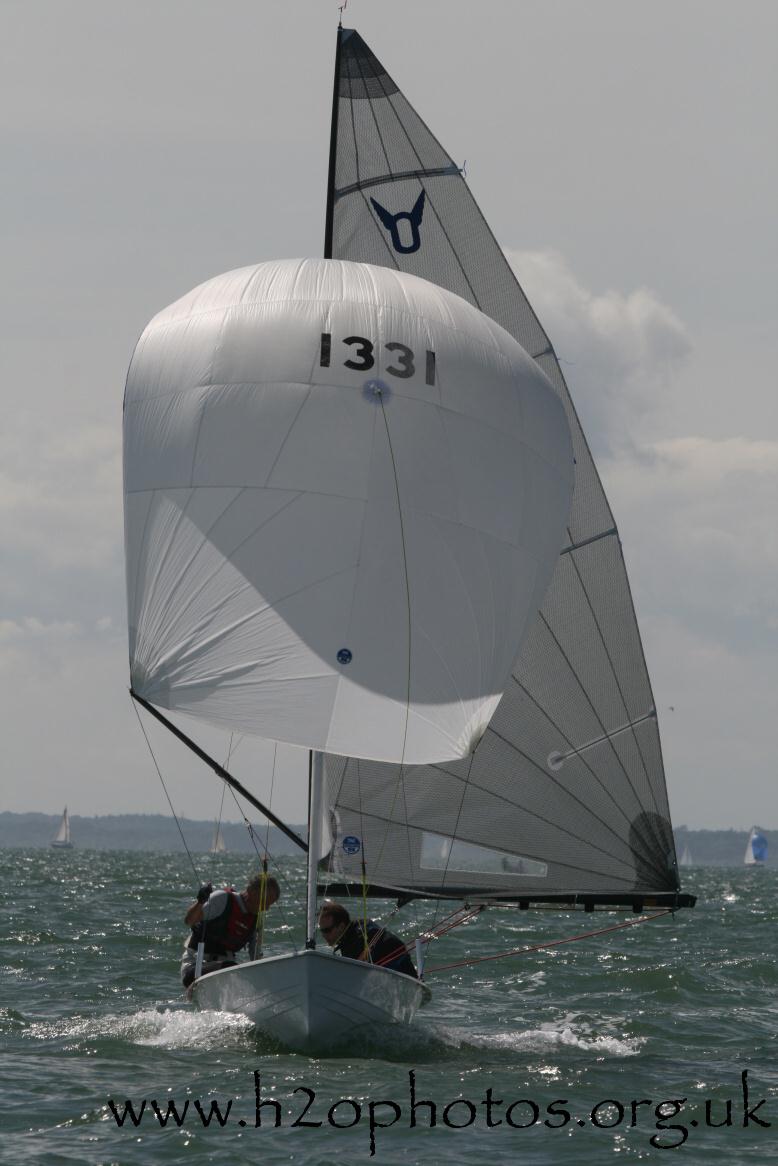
130, 690, 308, 853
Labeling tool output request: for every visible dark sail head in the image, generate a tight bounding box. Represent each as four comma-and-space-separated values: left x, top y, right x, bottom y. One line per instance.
339, 29, 399, 100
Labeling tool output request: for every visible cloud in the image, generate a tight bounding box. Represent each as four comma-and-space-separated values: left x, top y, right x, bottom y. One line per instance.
507, 248, 691, 454
0, 412, 123, 631
604, 435, 778, 654
641, 612, 777, 828
0, 419, 120, 571
0, 617, 81, 643
500, 249, 776, 824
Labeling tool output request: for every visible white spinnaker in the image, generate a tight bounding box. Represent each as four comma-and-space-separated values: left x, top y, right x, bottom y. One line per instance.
124, 258, 573, 763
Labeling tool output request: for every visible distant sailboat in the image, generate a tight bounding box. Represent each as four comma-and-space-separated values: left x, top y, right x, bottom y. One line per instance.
744, 827, 768, 866
50, 807, 73, 850
679, 844, 693, 867
209, 824, 227, 854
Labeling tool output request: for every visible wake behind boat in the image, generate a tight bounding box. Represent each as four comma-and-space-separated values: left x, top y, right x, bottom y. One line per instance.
123, 23, 694, 1052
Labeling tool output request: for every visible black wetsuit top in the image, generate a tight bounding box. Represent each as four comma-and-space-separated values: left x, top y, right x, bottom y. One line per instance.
336, 919, 417, 978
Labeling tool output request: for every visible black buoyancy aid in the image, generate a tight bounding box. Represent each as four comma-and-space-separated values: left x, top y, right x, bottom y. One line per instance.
337, 919, 417, 978
188, 889, 256, 956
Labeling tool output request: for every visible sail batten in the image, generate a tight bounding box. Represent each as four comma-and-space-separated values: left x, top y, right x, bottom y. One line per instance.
335, 164, 462, 200
322, 28, 683, 901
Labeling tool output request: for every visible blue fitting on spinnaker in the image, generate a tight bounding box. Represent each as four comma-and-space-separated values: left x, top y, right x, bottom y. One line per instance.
337, 648, 353, 665
363, 378, 390, 403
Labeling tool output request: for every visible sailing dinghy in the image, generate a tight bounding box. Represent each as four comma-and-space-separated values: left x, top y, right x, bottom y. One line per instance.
744, 827, 768, 866
50, 806, 73, 850
209, 824, 227, 855
123, 26, 694, 1051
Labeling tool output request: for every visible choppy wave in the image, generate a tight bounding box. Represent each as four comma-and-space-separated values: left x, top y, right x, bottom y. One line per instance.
440, 1024, 642, 1057
23, 1005, 254, 1050
4, 851, 777, 1165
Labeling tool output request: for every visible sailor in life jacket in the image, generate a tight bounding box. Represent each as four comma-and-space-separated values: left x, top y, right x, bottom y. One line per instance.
180, 873, 280, 988
318, 901, 417, 978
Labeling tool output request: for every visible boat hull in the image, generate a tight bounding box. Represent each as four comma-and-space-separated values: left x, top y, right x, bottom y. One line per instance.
193, 948, 429, 1051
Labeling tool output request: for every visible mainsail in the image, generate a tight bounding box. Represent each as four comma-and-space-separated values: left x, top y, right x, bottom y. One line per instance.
322, 29, 689, 907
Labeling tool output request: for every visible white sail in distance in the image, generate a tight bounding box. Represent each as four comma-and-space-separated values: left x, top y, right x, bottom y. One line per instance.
51, 807, 71, 848
744, 827, 767, 866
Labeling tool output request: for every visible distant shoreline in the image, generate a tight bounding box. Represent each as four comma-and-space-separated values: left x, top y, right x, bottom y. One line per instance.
0, 811, 306, 855
0, 812, 772, 865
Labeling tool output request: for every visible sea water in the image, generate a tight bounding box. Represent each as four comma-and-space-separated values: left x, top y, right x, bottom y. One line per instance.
2, 849, 776, 1164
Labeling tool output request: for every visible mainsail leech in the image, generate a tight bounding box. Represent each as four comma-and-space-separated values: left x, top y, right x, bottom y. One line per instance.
322, 28, 691, 908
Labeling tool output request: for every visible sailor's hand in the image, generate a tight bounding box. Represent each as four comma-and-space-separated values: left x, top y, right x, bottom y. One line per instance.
196, 882, 213, 904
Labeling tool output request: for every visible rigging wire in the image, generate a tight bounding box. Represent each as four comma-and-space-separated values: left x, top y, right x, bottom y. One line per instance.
430, 750, 477, 936
423, 909, 673, 976
208, 735, 230, 865
221, 770, 299, 953
200, 733, 239, 953
131, 699, 200, 885
255, 742, 278, 955
132, 695, 298, 952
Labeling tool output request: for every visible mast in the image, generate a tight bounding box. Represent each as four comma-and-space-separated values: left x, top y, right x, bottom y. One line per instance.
302, 23, 344, 946
305, 751, 325, 947
323, 25, 343, 258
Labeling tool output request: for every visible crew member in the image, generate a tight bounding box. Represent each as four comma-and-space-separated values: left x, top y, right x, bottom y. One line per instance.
318, 901, 417, 978
180, 873, 280, 988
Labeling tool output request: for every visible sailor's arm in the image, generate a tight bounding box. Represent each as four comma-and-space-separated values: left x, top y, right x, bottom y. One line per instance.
184, 901, 203, 926
184, 883, 213, 926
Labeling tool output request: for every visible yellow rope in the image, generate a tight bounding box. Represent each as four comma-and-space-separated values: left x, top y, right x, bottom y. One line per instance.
255, 861, 269, 955
360, 865, 371, 960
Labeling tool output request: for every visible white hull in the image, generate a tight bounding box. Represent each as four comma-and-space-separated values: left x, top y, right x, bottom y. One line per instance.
193, 948, 429, 1051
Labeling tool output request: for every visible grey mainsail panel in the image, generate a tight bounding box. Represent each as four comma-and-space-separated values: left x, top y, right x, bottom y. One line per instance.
325, 29, 678, 898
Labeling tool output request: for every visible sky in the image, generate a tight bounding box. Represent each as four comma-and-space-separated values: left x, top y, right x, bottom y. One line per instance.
1, 0, 775, 832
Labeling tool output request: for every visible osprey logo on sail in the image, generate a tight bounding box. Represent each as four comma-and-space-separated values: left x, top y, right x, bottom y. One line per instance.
370, 190, 426, 254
